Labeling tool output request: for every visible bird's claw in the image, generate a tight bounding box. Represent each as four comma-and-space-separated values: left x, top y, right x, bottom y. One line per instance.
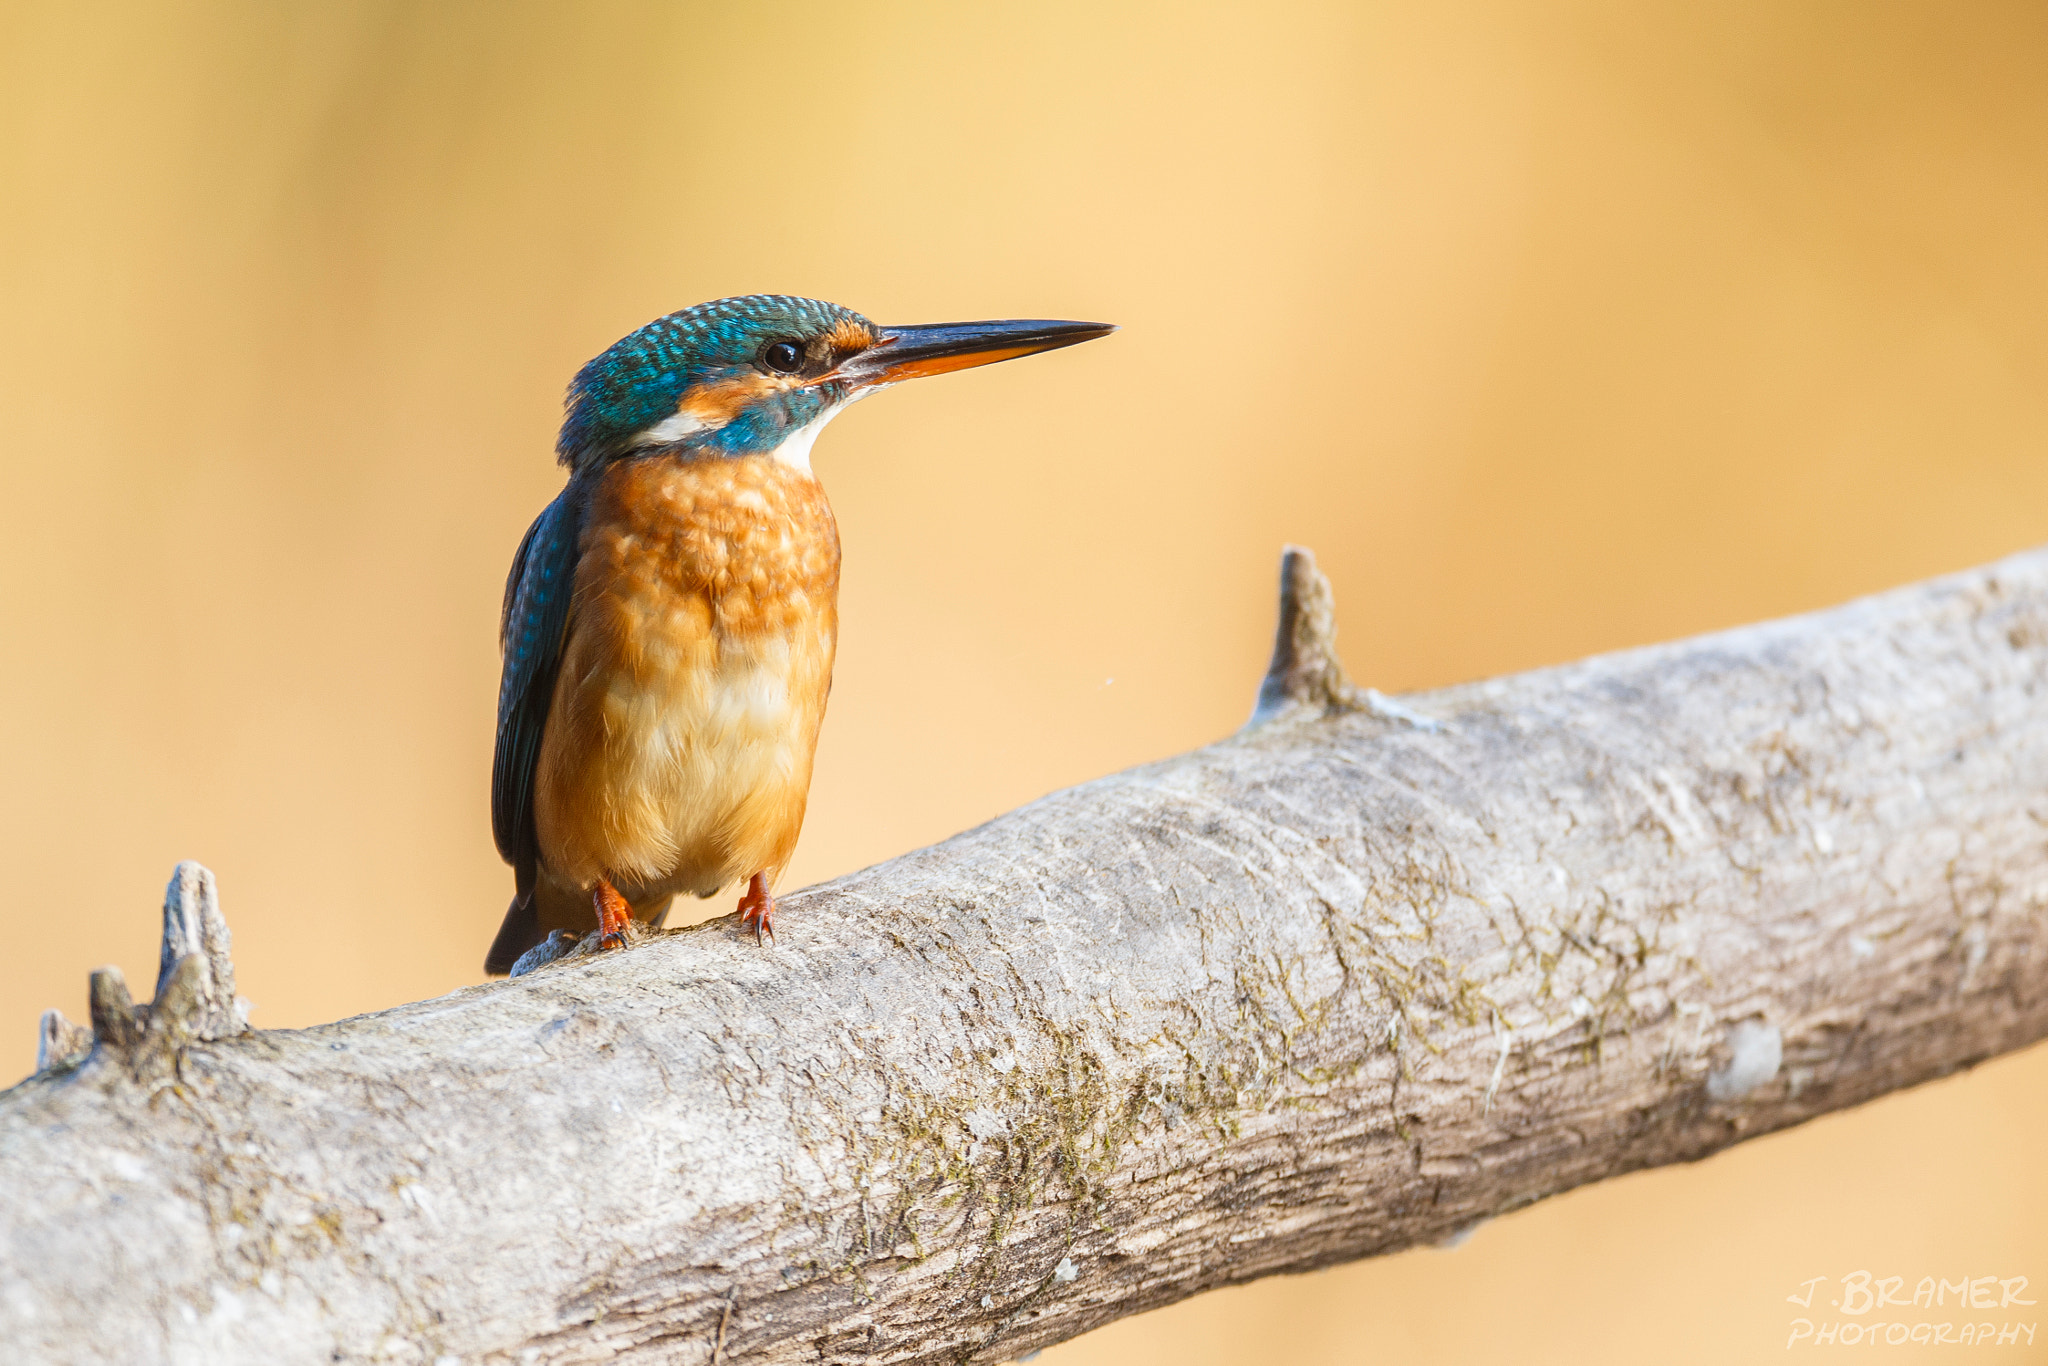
738, 872, 776, 944
592, 879, 633, 953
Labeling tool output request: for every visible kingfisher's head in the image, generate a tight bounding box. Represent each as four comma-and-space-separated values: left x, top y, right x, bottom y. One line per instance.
556, 294, 1114, 473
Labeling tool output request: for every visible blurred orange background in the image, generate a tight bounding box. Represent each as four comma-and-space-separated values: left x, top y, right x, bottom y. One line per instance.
2, 3, 2044, 1362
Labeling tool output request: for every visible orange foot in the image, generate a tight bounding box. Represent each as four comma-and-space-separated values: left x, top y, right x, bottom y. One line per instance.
592, 878, 632, 951
738, 872, 776, 944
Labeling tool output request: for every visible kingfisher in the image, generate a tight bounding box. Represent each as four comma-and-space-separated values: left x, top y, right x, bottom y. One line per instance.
484, 295, 1114, 974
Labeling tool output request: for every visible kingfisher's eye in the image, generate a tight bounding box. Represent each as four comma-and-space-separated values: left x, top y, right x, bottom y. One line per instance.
763, 340, 804, 374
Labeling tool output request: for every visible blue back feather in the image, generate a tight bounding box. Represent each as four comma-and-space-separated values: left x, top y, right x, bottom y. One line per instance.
491, 486, 584, 880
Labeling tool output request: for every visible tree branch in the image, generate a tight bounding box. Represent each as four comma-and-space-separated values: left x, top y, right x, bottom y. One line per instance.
6, 545, 2047, 1365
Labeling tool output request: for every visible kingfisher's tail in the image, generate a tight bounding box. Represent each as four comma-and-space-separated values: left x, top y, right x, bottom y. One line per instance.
484, 891, 540, 976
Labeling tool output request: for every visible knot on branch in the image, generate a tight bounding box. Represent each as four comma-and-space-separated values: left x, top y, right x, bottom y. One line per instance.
35, 861, 249, 1076
1247, 545, 1442, 731
510, 928, 588, 977
507, 916, 669, 977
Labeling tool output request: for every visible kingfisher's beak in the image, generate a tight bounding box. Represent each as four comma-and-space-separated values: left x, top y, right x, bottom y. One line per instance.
838, 318, 1116, 388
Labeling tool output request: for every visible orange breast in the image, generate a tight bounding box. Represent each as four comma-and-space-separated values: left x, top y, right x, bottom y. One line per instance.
533, 452, 840, 899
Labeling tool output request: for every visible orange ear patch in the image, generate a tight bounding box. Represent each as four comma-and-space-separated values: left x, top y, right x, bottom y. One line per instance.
677, 373, 779, 427
825, 318, 879, 355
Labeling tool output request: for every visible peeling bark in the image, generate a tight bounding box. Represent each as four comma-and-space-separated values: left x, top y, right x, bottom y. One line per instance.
4, 545, 2046, 1366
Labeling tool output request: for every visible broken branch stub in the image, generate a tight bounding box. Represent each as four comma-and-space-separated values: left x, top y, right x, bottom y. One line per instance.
1249, 544, 1361, 723
153, 859, 247, 1043
37, 860, 249, 1076
32, 1009, 90, 1074
1248, 546, 1444, 733
4, 547, 2048, 1366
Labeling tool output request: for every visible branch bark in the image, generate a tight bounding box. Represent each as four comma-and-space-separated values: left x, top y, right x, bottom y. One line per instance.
6, 546, 2047, 1365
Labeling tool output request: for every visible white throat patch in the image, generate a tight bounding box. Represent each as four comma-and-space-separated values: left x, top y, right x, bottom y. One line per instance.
769, 387, 875, 473
767, 403, 839, 474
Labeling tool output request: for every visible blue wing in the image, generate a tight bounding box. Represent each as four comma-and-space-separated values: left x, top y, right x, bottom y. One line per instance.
491, 485, 585, 883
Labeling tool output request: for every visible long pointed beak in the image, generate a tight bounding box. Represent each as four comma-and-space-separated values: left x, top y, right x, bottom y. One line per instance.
838, 318, 1116, 388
